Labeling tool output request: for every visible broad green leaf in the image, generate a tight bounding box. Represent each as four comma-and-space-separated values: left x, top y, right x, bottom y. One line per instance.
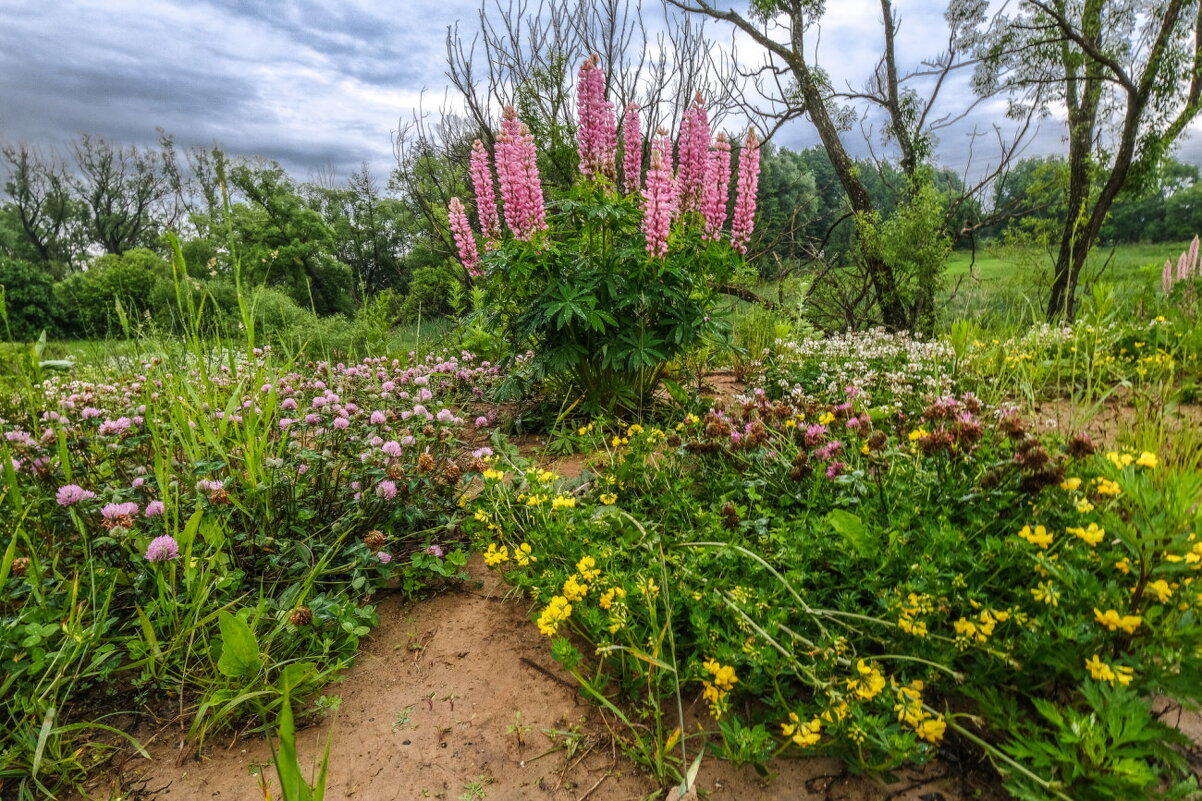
826, 509, 875, 558
216, 611, 262, 678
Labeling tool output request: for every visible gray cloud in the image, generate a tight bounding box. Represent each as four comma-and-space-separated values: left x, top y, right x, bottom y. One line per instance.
0, 0, 1196, 188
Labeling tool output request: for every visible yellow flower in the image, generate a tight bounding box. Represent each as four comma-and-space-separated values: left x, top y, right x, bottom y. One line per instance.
551, 495, 576, 510
473, 509, 491, 523
1085, 655, 1134, 686
1135, 451, 1158, 469
1115, 558, 1132, 574
898, 615, 928, 637
1031, 581, 1060, 607
639, 577, 660, 598
562, 574, 588, 601
703, 658, 739, 690
1106, 451, 1135, 469
819, 411, 836, 425
599, 493, 617, 505
483, 543, 509, 566
1085, 654, 1114, 682
915, 717, 946, 743
525, 493, 547, 507
1094, 477, 1122, 496
908, 427, 929, 442
785, 419, 797, 429
598, 586, 625, 609
626, 424, 644, 436
536, 470, 558, 483
1094, 608, 1141, 634
576, 555, 600, 582
847, 660, 885, 700
513, 542, 535, 566
1076, 497, 1095, 513
1060, 477, 1082, 491
1018, 524, 1054, 549
482, 468, 505, 481
1067, 522, 1105, 546
611, 435, 623, 447
1146, 579, 1172, 602
536, 596, 572, 636
781, 712, 822, 747
820, 702, 849, 723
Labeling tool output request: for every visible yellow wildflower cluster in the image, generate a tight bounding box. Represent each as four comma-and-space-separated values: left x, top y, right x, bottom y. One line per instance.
1094, 608, 1141, 634
483, 543, 509, 566
1067, 522, 1105, 546
1163, 540, 1202, 568
576, 555, 600, 581
818, 411, 836, 425
846, 660, 886, 701
1017, 524, 1053, 549
1094, 477, 1122, 496
562, 574, 589, 601
1085, 654, 1133, 686
781, 712, 823, 747
1031, 580, 1060, 607
482, 468, 506, 481
952, 609, 1009, 644
894, 680, 926, 726
701, 658, 739, 718
537, 595, 572, 636
638, 576, 660, 599
512, 542, 536, 566
908, 427, 929, 442
890, 679, 945, 742
599, 492, 617, 505
897, 593, 933, 637
576, 422, 595, 436
598, 586, 626, 609
915, 717, 948, 743
1060, 477, 1082, 491
551, 495, 576, 510
1106, 451, 1158, 470
474, 508, 500, 532
1145, 579, 1173, 602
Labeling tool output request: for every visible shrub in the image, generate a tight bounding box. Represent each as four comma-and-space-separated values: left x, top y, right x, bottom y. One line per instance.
54, 248, 167, 337
0, 256, 62, 340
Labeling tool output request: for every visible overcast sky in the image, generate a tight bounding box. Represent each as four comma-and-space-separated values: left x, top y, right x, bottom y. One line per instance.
1, 0, 1199, 187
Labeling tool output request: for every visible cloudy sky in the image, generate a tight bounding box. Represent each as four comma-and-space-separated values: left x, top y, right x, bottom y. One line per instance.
1, 0, 1198, 186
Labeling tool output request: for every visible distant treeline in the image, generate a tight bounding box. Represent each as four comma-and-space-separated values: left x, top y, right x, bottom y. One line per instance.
1, 132, 1198, 341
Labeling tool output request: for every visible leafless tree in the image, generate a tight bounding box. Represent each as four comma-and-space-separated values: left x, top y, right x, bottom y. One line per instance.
665, 0, 1032, 330
1, 142, 87, 273
69, 135, 174, 256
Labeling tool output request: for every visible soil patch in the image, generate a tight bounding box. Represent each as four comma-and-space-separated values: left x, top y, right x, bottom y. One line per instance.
104, 558, 1000, 801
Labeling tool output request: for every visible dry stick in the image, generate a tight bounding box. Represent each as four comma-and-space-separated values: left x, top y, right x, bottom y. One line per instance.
575, 773, 609, 801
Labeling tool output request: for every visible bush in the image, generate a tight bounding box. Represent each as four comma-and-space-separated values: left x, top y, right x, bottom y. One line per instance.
0, 256, 62, 340
54, 248, 167, 337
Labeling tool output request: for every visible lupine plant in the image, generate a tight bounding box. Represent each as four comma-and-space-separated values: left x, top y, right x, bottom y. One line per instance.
446, 55, 762, 413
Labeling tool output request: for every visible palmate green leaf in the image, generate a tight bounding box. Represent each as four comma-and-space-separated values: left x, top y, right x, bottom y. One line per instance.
216, 611, 262, 678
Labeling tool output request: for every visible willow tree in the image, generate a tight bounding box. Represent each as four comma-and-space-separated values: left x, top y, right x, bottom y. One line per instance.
979, 0, 1202, 320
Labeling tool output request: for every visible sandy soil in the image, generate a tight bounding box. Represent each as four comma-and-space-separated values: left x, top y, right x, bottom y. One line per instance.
102, 557, 990, 801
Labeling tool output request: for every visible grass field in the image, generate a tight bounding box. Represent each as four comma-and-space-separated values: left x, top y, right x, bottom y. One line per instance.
939, 240, 1188, 328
